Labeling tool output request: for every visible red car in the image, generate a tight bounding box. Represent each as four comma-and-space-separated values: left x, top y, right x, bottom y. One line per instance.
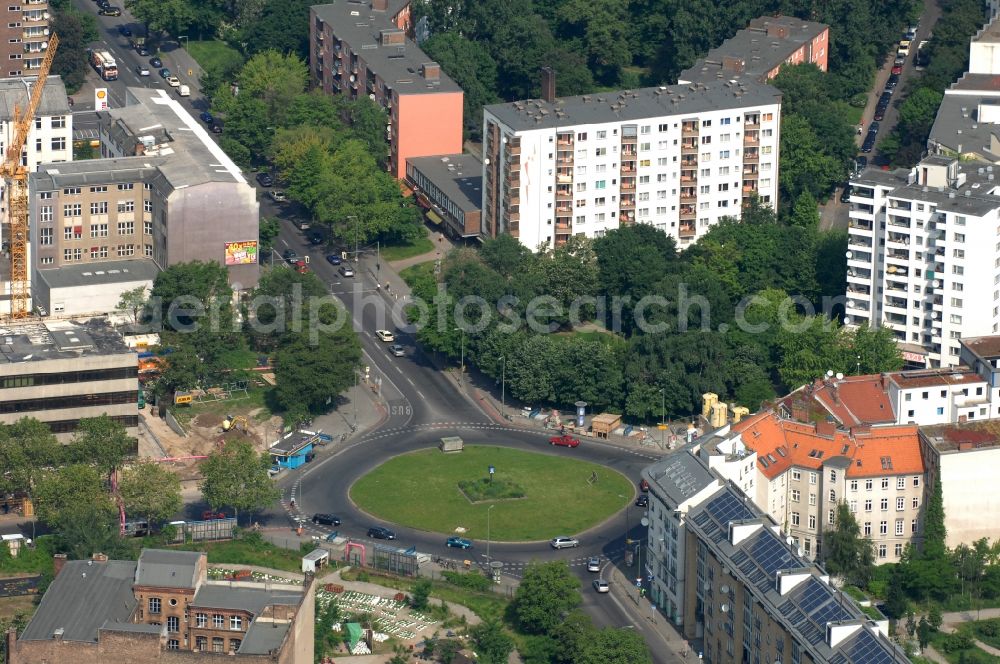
640, 479, 650, 492
293, 260, 309, 274
549, 434, 580, 448
202, 510, 226, 520
891, 64, 902, 75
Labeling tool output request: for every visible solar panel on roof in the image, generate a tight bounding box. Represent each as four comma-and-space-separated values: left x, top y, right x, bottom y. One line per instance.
748, 532, 796, 574
843, 628, 897, 664
704, 491, 755, 525
812, 602, 853, 627
798, 578, 833, 613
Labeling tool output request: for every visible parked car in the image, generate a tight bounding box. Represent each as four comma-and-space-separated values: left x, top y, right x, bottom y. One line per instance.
869, 121, 880, 134
256, 172, 274, 187
550, 536, 579, 549
150, 57, 162, 68
312, 514, 341, 526
166, 76, 181, 87
873, 107, 886, 122
640, 479, 650, 492
158, 68, 171, 79
861, 134, 877, 153
211, 124, 223, 134
840, 185, 852, 204
98, 6, 121, 15
635, 495, 649, 507
446, 537, 473, 549
891, 64, 902, 75
199, 111, 214, 124
388, 344, 405, 357
368, 526, 396, 540
339, 265, 355, 278
549, 434, 580, 448
593, 579, 610, 593
884, 74, 899, 91
202, 510, 226, 520
587, 557, 601, 572
855, 156, 868, 173
136, 64, 150, 76
117, 25, 131, 37
307, 231, 324, 245
293, 260, 309, 274
282, 249, 298, 263
270, 190, 288, 203
136, 45, 150, 56
326, 254, 342, 266
375, 329, 395, 342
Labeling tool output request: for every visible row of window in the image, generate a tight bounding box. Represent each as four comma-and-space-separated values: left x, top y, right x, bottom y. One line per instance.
61, 244, 150, 261
0, 366, 137, 389
46, 200, 153, 220
563, 114, 776, 143
791, 469, 921, 491
54, 183, 141, 196
849, 496, 920, 512
861, 519, 917, 536
0, 390, 136, 414
45, 415, 137, 434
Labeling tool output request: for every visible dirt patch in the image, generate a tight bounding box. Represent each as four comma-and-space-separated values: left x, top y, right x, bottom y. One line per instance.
194, 412, 225, 429
0, 595, 36, 620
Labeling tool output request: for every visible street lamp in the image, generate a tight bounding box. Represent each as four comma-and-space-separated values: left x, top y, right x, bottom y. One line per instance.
487, 504, 495, 567
499, 355, 506, 420
659, 388, 666, 447
454, 327, 465, 379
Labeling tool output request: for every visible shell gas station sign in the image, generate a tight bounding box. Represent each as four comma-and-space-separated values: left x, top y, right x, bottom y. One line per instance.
94, 88, 108, 111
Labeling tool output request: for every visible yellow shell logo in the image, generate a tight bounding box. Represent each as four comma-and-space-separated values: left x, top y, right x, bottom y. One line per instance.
96, 90, 106, 99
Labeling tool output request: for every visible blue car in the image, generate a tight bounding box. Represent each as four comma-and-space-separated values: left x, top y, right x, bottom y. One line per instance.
159, 68, 171, 79
199, 111, 214, 125
446, 537, 473, 550
325, 254, 342, 266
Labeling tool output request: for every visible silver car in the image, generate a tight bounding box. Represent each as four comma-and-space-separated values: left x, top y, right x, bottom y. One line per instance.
587, 557, 601, 572
592, 579, 610, 593
136, 64, 150, 76
550, 536, 579, 550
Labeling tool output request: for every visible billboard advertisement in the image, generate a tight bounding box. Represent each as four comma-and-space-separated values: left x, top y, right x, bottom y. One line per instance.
224, 240, 258, 266
95, 88, 108, 111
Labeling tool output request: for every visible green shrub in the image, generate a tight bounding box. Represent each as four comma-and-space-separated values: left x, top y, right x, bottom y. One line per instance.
442, 570, 493, 592
978, 619, 1000, 637
941, 632, 975, 653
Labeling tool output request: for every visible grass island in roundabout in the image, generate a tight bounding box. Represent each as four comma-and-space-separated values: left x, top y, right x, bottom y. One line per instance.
349, 445, 633, 542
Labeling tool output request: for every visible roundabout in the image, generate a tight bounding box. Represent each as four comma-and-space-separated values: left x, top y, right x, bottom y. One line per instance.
349, 445, 633, 542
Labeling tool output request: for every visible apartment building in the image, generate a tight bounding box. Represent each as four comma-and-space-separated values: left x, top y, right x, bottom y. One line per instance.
28, 87, 260, 304
679, 15, 829, 86
845, 155, 1000, 368
0, 0, 49, 77
921, 421, 1000, 548
405, 154, 482, 239
697, 411, 926, 565
0, 317, 138, 440
10, 549, 314, 663
481, 79, 781, 251
310, 0, 463, 179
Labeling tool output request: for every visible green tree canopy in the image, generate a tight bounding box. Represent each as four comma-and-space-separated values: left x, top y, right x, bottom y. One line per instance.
34, 464, 110, 528
70, 415, 133, 480
822, 502, 875, 587
199, 440, 280, 524
511, 561, 581, 634
119, 460, 183, 525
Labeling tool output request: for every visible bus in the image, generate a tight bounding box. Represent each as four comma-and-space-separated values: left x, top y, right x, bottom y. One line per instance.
89, 49, 118, 81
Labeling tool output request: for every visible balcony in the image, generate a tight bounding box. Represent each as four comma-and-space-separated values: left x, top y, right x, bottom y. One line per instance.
679, 223, 696, 237
555, 222, 572, 233
742, 184, 757, 194
680, 172, 697, 183
555, 189, 572, 202
620, 211, 634, 224
847, 285, 871, 296
744, 116, 760, 128
621, 148, 636, 158
556, 174, 572, 185
508, 144, 521, 156
743, 150, 759, 163
557, 139, 573, 148
680, 189, 696, 202
557, 156, 573, 165
849, 219, 873, 231
621, 166, 635, 174
682, 122, 698, 136
680, 205, 695, 219
503, 211, 520, 223
555, 205, 572, 215
620, 198, 636, 210
743, 133, 759, 146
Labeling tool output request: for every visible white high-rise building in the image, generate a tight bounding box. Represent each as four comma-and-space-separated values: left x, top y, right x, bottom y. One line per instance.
481, 79, 782, 251
845, 155, 1000, 368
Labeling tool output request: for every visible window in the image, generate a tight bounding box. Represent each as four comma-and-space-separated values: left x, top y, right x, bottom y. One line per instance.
117, 244, 135, 257
143, 199, 152, 213
896, 497, 905, 511
865, 499, 872, 512
809, 472, 817, 485
791, 489, 800, 502
829, 470, 837, 482
576, 132, 587, 141
90, 246, 108, 259
595, 147, 606, 157
213, 637, 225, 653
90, 201, 108, 215
912, 519, 918, 533
64, 203, 81, 217
90, 223, 108, 238
89, 186, 107, 193
878, 544, 887, 558
881, 477, 889, 489
143, 220, 152, 236
880, 498, 888, 511
62, 187, 80, 195
50, 137, 65, 151
913, 476, 920, 487
51, 115, 65, 128
39, 205, 53, 222
895, 519, 904, 536
39, 227, 52, 246
145, 244, 153, 257
865, 479, 873, 490
595, 180, 606, 190
912, 497, 919, 508
230, 615, 243, 631
596, 130, 606, 139
196, 636, 208, 651
118, 221, 134, 235
849, 500, 857, 513
808, 493, 816, 506
864, 522, 872, 536
117, 200, 134, 213
880, 521, 888, 535
213, 614, 225, 628
792, 470, 801, 481
148, 597, 161, 614
167, 616, 179, 632
829, 490, 836, 502
850, 480, 858, 491
39, 191, 52, 200
828, 510, 835, 525
196, 613, 207, 628
791, 512, 800, 526
167, 639, 179, 650
808, 514, 816, 529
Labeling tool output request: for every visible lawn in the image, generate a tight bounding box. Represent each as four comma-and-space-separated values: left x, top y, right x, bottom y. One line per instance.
380, 233, 435, 262
170, 384, 273, 427
177, 537, 306, 574
186, 40, 245, 77
350, 445, 632, 541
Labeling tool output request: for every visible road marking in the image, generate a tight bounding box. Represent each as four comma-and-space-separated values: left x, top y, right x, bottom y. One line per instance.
415, 389, 426, 399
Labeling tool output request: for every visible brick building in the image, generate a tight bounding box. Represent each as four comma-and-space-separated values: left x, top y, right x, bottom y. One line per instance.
310, 0, 463, 178
0, 1, 49, 78
9, 549, 314, 663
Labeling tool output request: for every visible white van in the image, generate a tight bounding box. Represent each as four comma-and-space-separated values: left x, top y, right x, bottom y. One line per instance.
177, 84, 190, 97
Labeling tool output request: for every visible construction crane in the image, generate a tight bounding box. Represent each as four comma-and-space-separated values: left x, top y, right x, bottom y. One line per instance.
3, 34, 58, 319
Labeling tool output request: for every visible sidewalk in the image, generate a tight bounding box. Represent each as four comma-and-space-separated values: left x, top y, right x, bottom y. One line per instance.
606, 565, 691, 660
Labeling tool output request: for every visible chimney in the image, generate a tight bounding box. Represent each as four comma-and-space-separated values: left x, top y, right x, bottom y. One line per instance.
380, 28, 405, 46
135, 141, 145, 156
766, 23, 790, 39
6, 627, 15, 655
53, 553, 67, 577
371, 0, 388, 11
722, 56, 745, 74
92, 552, 108, 563
421, 62, 440, 81
540, 66, 556, 103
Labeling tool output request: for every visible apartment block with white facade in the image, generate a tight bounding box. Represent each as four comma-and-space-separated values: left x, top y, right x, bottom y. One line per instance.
482, 79, 781, 251
846, 155, 1000, 368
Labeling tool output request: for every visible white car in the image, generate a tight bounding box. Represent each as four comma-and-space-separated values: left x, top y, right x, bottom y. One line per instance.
136, 64, 150, 76
592, 579, 610, 593
375, 329, 395, 342
388, 344, 405, 357
166, 76, 181, 87
550, 536, 579, 550
587, 557, 601, 573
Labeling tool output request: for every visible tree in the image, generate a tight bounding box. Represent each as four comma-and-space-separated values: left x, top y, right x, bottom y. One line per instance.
116, 286, 149, 324
847, 324, 903, 375
822, 502, 875, 587
272, 326, 362, 423
470, 619, 515, 664
422, 33, 499, 140
778, 113, 845, 203
119, 460, 183, 525
52, 10, 98, 94
53, 501, 130, 560
71, 415, 133, 480
576, 627, 652, 664
548, 610, 595, 664
259, 217, 281, 254
0, 418, 62, 537
511, 561, 581, 634
34, 464, 109, 527
124, 0, 197, 37
199, 439, 280, 523
236, 50, 308, 127
923, 479, 947, 561
150, 261, 234, 332
240, 0, 312, 60
789, 191, 820, 229
410, 579, 432, 611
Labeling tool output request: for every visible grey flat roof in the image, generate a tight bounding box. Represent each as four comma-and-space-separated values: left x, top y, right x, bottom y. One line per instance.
100, 622, 163, 636
313, 1, 461, 95
680, 16, 828, 85
105, 87, 248, 188
0, 75, 69, 121
134, 549, 203, 589
32, 157, 162, 190
21, 559, 138, 643
37, 258, 161, 290
239, 620, 291, 655
485, 79, 781, 132
192, 585, 302, 614
852, 160, 1000, 216
928, 88, 1000, 161
0, 318, 132, 364
642, 451, 716, 506
407, 154, 482, 213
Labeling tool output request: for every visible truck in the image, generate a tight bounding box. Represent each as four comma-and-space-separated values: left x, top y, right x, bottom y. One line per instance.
177, 84, 190, 97
89, 49, 118, 81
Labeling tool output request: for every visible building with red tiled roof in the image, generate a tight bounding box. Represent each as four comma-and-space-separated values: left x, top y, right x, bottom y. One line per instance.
699, 411, 926, 563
